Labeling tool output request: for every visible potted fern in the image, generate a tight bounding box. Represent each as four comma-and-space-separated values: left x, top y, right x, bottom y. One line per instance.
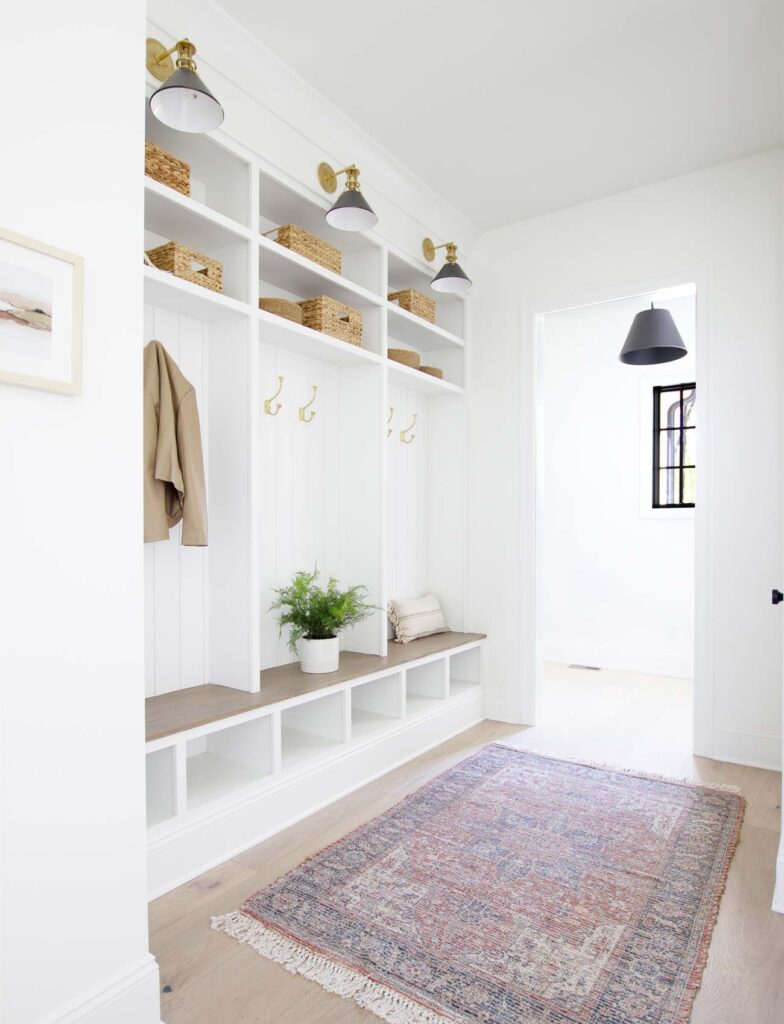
270, 568, 376, 673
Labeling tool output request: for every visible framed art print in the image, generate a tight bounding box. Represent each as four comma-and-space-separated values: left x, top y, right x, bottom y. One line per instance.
0, 226, 83, 395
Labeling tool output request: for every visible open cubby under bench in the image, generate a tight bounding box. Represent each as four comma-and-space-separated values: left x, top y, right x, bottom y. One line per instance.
144, 631, 485, 896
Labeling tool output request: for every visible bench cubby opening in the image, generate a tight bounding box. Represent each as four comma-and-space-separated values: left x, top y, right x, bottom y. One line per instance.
186, 716, 273, 809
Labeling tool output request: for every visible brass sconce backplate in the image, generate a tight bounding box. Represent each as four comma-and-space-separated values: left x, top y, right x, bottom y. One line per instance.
422, 237, 436, 263
318, 162, 338, 194
146, 37, 175, 81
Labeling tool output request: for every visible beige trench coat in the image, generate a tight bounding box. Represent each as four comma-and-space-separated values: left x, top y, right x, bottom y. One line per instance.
144, 340, 208, 546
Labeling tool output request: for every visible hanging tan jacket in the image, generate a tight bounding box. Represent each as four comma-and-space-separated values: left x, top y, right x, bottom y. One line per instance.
144, 340, 208, 546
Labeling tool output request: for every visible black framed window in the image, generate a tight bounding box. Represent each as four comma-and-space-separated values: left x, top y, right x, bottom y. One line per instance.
652, 383, 695, 508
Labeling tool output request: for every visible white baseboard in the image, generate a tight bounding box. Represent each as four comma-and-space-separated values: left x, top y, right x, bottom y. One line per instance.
773, 845, 784, 915
41, 955, 161, 1024
483, 690, 531, 724
712, 726, 781, 771
542, 640, 693, 679
148, 693, 484, 898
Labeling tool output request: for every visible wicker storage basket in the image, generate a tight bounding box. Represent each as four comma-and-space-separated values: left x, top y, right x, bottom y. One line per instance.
388, 348, 421, 369
145, 241, 222, 293
420, 365, 444, 379
259, 297, 303, 324
298, 295, 362, 347
264, 225, 341, 275
145, 140, 190, 197
388, 288, 436, 324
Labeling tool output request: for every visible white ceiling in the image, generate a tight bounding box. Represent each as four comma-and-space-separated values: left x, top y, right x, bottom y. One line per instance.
217, 0, 783, 229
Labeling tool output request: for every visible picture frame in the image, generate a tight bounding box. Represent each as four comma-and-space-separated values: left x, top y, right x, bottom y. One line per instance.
0, 226, 83, 396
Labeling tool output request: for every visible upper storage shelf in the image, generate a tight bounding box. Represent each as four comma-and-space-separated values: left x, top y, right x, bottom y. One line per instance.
145, 179, 251, 253
258, 234, 382, 310
387, 302, 464, 353
387, 249, 465, 340
259, 169, 384, 298
145, 106, 251, 227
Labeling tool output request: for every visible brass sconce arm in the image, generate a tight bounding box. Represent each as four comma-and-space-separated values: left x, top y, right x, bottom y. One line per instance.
318, 162, 361, 194
146, 37, 198, 81
422, 238, 459, 264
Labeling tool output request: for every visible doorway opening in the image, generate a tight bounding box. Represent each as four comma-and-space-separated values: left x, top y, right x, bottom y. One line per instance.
534, 284, 698, 760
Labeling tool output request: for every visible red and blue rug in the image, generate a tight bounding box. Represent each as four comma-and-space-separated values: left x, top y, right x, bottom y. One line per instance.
213, 744, 744, 1024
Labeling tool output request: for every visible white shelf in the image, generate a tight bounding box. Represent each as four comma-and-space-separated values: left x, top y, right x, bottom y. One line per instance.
450, 678, 481, 697
257, 308, 383, 367
351, 708, 397, 741
387, 303, 464, 352
186, 752, 266, 809
281, 727, 342, 770
259, 234, 383, 308
145, 178, 251, 252
406, 694, 444, 717
146, 799, 174, 829
387, 359, 464, 396
144, 266, 251, 322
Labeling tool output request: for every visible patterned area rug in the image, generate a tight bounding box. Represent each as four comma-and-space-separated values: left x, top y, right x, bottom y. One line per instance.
213, 744, 744, 1024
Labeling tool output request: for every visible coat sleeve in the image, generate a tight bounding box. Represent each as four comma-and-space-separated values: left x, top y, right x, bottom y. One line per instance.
176, 387, 208, 546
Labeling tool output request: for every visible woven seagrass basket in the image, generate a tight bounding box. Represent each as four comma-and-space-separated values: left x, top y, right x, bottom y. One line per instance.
420, 365, 444, 379
388, 288, 435, 324
298, 295, 362, 347
259, 297, 303, 324
145, 241, 222, 293
264, 225, 341, 275
144, 140, 190, 197
388, 348, 421, 369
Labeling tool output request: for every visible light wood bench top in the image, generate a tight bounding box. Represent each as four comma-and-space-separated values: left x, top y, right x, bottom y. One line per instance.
146, 631, 486, 742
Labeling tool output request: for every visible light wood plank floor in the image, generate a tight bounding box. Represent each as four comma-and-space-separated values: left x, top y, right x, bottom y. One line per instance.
150, 664, 784, 1024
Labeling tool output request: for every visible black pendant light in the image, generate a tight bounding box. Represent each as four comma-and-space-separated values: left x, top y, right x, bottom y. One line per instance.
147, 38, 224, 134
619, 304, 687, 365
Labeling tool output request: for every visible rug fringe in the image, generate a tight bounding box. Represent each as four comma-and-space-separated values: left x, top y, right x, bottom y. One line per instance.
211, 912, 455, 1024
491, 742, 745, 796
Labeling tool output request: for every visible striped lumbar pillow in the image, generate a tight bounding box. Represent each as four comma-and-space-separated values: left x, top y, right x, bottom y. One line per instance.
388, 593, 448, 644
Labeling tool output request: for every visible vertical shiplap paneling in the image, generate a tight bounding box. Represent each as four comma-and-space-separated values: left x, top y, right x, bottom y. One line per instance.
143, 305, 209, 695
176, 316, 208, 688
387, 385, 430, 605
258, 344, 341, 669
144, 305, 157, 696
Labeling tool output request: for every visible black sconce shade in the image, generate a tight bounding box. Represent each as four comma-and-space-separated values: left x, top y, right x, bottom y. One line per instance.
431, 259, 472, 294
326, 188, 378, 232
150, 66, 224, 133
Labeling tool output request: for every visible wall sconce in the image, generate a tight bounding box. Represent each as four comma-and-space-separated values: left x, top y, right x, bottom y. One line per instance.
318, 162, 378, 232
146, 37, 224, 134
422, 238, 472, 294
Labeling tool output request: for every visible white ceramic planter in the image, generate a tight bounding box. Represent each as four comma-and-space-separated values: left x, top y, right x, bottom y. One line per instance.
298, 636, 339, 674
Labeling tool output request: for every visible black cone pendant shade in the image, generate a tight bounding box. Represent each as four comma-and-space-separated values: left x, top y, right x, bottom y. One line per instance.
431, 258, 472, 294
326, 187, 378, 232
150, 66, 224, 132
619, 304, 687, 365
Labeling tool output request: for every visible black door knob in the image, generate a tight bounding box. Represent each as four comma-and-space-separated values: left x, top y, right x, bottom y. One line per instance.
773, 589, 784, 605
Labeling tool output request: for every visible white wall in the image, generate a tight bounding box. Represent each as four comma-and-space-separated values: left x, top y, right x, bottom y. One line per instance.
470, 150, 783, 771
540, 293, 696, 678
0, 5, 161, 1024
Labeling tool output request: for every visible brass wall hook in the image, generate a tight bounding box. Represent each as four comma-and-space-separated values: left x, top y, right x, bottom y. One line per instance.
298, 384, 318, 423
387, 406, 395, 438
264, 375, 284, 416
400, 412, 417, 445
